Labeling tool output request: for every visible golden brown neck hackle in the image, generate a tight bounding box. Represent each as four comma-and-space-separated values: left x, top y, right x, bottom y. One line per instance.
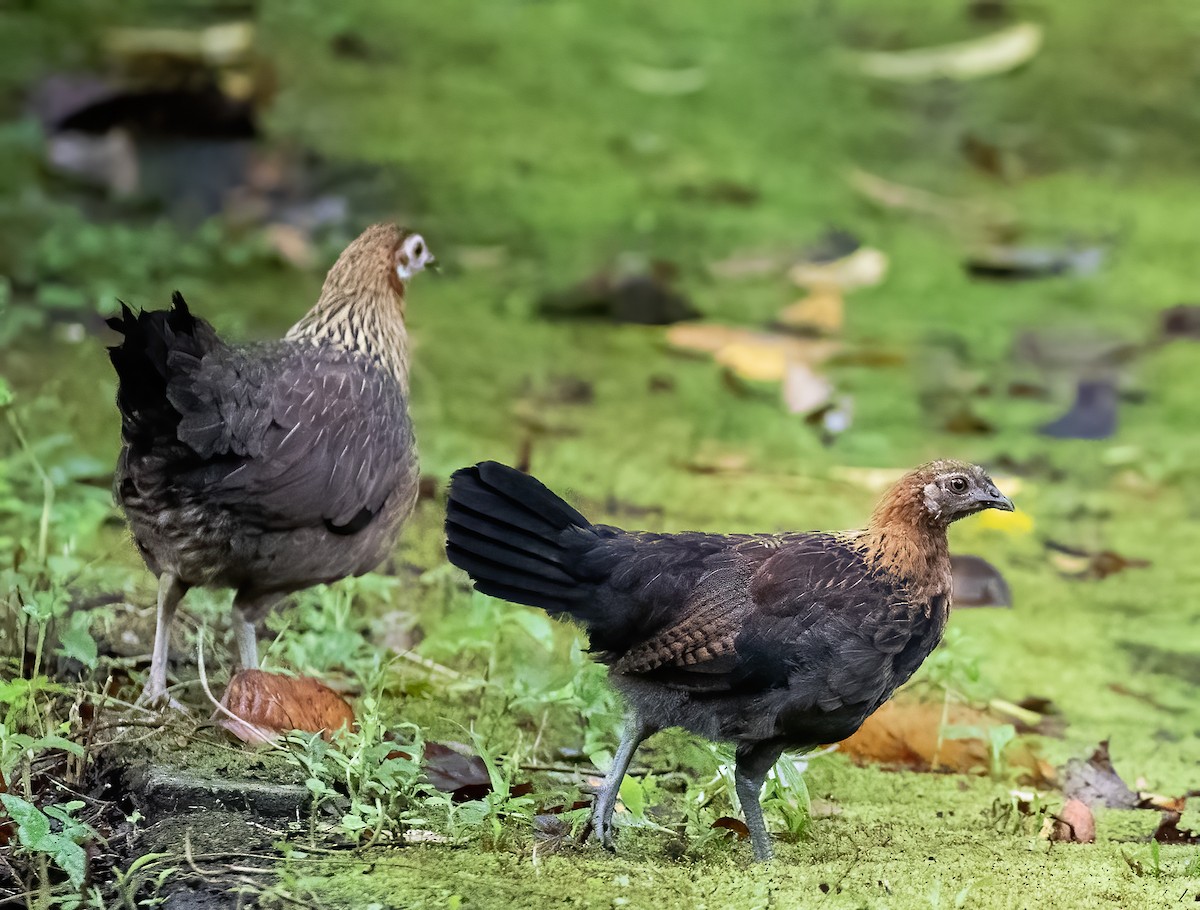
857, 462, 955, 601
286, 223, 412, 390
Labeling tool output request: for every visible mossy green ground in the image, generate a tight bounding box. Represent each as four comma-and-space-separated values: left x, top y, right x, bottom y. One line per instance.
3, 0, 1200, 907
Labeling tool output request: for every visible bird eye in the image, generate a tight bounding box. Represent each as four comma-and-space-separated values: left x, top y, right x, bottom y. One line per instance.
947, 476, 968, 494
413, 241, 424, 257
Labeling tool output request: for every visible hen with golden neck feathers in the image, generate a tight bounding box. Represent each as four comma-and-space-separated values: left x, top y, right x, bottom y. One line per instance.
445, 459, 1011, 861
108, 222, 432, 706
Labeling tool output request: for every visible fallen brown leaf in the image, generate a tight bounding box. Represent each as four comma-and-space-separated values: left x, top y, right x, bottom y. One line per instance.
539, 266, 697, 325
1046, 541, 1150, 580
1160, 304, 1200, 341
1046, 798, 1096, 843
711, 816, 750, 840
1151, 810, 1200, 844
219, 670, 355, 744
838, 694, 1051, 783
422, 742, 493, 801
1061, 741, 1138, 809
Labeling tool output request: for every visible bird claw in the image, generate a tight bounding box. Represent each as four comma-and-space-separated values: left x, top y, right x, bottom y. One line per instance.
579, 813, 616, 851
136, 686, 188, 713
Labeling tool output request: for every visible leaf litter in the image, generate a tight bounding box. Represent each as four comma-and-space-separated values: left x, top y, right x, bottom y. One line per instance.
218, 670, 356, 745
846, 22, 1043, 83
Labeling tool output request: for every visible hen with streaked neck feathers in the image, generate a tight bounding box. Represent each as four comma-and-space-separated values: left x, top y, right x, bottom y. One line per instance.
108, 222, 431, 708
286, 224, 435, 387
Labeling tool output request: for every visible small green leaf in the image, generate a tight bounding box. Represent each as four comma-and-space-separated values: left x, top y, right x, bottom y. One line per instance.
618, 775, 645, 820
1, 793, 51, 844
58, 611, 98, 670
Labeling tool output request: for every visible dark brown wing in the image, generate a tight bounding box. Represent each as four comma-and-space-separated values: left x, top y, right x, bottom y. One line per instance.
165, 341, 414, 530
616, 534, 935, 708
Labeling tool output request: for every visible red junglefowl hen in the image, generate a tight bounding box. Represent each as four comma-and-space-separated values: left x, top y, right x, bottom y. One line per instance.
108, 223, 434, 706
445, 460, 1012, 861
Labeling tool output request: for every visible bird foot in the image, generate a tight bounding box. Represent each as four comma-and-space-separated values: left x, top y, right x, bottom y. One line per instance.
136, 684, 188, 713
579, 811, 616, 851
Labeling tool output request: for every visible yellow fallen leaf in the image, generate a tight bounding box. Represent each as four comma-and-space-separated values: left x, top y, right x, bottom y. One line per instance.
777, 289, 844, 334
789, 247, 888, 292
715, 341, 789, 382
847, 22, 1043, 83
665, 322, 748, 355
666, 322, 840, 382
974, 507, 1034, 534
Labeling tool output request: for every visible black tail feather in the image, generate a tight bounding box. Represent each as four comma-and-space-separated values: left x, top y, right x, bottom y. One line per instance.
445, 462, 596, 616
107, 291, 220, 446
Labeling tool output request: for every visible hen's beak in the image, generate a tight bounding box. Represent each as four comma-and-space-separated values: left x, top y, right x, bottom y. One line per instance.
427, 257, 440, 274
978, 487, 1014, 512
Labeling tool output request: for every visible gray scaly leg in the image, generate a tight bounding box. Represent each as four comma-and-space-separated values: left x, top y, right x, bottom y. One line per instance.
139, 573, 187, 707
585, 713, 650, 850
735, 742, 785, 862
231, 592, 283, 670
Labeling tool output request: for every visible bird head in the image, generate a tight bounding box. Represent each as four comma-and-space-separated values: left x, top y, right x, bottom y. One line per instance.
392, 230, 437, 285
911, 460, 1013, 525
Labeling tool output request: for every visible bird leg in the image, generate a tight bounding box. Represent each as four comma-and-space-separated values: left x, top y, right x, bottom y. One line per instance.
139, 573, 187, 707
584, 713, 650, 850
230, 593, 282, 670
735, 742, 786, 862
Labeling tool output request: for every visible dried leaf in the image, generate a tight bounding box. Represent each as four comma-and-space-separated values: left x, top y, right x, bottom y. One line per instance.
681, 447, 750, 475
838, 694, 1049, 782
1152, 811, 1200, 844
678, 179, 759, 207
1138, 793, 1189, 813
422, 742, 492, 801
1159, 304, 1200, 340
104, 22, 257, 67
847, 167, 1014, 228
666, 323, 839, 382
533, 814, 571, 844
1047, 798, 1096, 843
218, 670, 355, 744
1046, 541, 1149, 580
777, 289, 844, 335
847, 23, 1042, 83
941, 402, 994, 435
950, 554, 1012, 607
539, 269, 697, 325
967, 243, 1105, 280
789, 247, 888, 292
782, 362, 833, 415
961, 132, 1013, 180
711, 816, 750, 840
1061, 741, 1139, 809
